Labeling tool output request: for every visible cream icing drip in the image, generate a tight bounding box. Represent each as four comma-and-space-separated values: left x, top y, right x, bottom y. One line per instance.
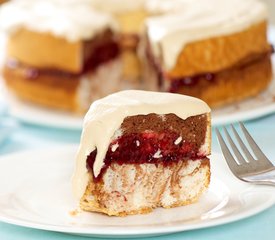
145, 0, 268, 70
0, 0, 117, 42
72, 90, 210, 199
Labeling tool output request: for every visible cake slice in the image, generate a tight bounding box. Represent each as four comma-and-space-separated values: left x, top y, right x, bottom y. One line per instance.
72, 90, 211, 216
143, 0, 273, 107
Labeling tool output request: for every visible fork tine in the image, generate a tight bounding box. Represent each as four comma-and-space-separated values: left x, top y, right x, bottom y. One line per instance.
215, 128, 239, 173
231, 124, 254, 162
223, 127, 247, 165
239, 122, 273, 166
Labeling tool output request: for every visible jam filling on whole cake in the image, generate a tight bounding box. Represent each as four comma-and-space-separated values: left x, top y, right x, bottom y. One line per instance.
86, 113, 208, 181
6, 29, 120, 80
146, 40, 274, 92
168, 48, 273, 93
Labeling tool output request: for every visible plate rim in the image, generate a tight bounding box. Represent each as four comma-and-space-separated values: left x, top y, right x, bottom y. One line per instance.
5, 84, 275, 130
0, 146, 274, 237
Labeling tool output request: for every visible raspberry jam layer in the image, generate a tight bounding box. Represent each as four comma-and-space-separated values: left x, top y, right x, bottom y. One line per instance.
168, 47, 274, 92
169, 73, 215, 92
86, 131, 206, 182
146, 39, 273, 92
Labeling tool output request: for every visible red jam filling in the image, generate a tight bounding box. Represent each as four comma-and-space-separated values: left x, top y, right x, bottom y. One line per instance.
86, 131, 205, 182
169, 73, 215, 93
145, 39, 274, 92
6, 41, 120, 80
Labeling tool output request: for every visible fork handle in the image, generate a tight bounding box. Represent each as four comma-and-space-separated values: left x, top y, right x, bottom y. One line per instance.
243, 168, 275, 186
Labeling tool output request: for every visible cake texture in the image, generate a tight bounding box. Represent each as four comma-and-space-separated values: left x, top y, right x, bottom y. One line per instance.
0, 1, 122, 113
72, 90, 211, 216
143, 0, 273, 107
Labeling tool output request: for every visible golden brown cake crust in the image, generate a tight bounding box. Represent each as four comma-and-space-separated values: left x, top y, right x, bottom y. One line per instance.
143, 39, 272, 108
168, 21, 270, 77
80, 158, 210, 216
7, 28, 83, 73
171, 56, 272, 108
3, 57, 123, 113
3, 64, 80, 112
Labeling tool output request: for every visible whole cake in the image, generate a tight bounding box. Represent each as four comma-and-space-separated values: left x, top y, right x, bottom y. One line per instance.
72, 90, 211, 216
143, 0, 273, 107
1, 0, 272, 113
0, 1, 122, 113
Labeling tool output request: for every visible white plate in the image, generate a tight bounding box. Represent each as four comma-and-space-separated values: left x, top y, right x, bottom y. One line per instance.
6, 94, 84, 129
0, 146, 274, 238
2, 27, 275, 129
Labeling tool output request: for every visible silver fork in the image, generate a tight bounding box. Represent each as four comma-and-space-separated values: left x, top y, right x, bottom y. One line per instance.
216, 122, 275, 186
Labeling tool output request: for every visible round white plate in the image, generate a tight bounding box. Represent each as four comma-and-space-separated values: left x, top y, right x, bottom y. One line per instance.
2, 27, 275, 129
0, 146, 274, 238
6, 94, 84, 129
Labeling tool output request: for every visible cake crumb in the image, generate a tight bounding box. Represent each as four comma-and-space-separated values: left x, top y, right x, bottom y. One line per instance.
111, 143, 119, 152
174, 136, 182, 145
153, 149, 162, 158
69, 209, 80, 216
136, 140, 140, 146
158, 114, 166, 121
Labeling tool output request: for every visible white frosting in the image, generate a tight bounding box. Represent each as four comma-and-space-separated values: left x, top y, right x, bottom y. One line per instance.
145, 0, 268, 70
72, 90, 210, 199
0, 0, 117, 42
145, 0, 191, 14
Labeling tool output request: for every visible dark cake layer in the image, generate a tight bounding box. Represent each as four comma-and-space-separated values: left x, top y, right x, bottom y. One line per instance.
121, 113, 207, 149
87, 113, 209, 181
5, 29, 120, 80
